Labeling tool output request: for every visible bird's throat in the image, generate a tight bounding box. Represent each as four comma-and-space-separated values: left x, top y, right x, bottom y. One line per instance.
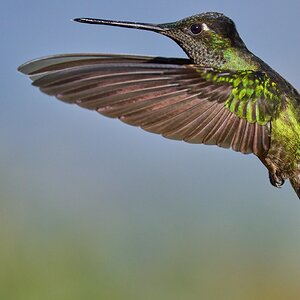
222, 48, 260, 71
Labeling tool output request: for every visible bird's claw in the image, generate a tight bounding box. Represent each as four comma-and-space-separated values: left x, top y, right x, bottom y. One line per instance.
269, 171, 285, 188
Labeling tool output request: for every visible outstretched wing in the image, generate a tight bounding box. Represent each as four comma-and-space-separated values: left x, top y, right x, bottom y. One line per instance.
18, 54, 281, 157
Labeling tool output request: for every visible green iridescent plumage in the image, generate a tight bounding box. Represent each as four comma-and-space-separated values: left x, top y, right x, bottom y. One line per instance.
18, 12, 300, 199
199, 69, 281, 125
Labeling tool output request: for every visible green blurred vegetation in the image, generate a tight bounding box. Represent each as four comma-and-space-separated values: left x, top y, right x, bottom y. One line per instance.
1, 181, 300, 300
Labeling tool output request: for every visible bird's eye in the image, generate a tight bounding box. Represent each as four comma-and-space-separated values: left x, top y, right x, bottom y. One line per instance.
190, 24, 202, 35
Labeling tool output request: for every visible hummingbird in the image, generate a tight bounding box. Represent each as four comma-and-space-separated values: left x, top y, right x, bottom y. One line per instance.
18, 12, 300, 199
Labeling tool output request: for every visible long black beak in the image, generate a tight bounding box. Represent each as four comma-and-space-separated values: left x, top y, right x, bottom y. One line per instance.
73, 17, 168, 33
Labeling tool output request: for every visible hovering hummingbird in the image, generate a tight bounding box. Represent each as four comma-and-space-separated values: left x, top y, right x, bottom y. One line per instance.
18, 12, 300, 199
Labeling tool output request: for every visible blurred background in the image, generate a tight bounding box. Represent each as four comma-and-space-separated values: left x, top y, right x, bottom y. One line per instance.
2, 0, 300, 299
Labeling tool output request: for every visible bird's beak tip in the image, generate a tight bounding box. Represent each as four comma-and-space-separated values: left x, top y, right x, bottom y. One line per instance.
73, 18, 87, 23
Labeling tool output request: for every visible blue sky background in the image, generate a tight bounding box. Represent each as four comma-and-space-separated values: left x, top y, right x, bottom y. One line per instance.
2, 0, 300, 299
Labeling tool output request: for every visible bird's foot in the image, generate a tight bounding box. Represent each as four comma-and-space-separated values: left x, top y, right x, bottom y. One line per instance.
269, 171, 285, 188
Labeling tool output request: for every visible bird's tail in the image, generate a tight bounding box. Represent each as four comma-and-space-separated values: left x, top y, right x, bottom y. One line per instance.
290, 176, 300, 200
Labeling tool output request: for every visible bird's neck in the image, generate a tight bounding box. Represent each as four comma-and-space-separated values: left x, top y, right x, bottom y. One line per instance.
222, 48, 261, 71
190, 44, 261, 72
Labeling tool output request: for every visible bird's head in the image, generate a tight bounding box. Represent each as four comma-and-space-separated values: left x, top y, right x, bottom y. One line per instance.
159, 12, 247, 64
74, 12, 254, 70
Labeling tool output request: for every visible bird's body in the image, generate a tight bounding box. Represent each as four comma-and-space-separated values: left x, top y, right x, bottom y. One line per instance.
18, 12, 300, 199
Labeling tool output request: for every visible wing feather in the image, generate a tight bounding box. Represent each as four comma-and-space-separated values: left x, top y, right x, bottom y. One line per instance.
19, 54, 272, 157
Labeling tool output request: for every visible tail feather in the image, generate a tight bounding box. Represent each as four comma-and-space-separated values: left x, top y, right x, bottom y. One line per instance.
290, 176, 300, 200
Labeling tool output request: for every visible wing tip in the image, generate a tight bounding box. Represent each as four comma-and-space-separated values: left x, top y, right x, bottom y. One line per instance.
17, 56, 51, 75
17, 62, 29, 74
17, 54, 98, 76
